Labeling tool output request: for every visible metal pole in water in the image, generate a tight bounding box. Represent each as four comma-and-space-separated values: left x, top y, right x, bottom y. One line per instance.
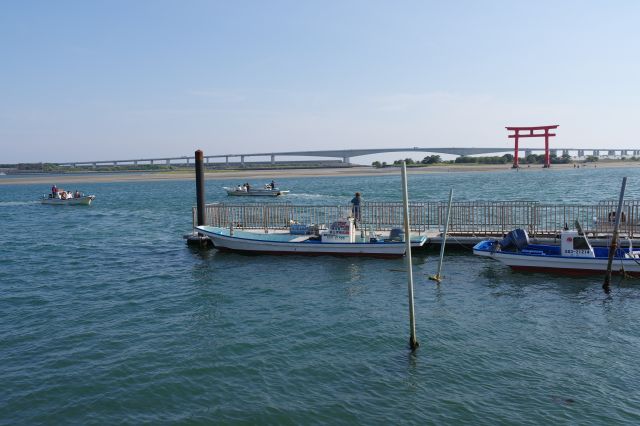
430, 188, 453, 283
401, 161, 419, 350
604, 177, 627, 293
195, 150, 206, 228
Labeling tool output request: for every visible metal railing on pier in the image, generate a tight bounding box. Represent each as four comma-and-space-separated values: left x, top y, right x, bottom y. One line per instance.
193, 201, 640, 237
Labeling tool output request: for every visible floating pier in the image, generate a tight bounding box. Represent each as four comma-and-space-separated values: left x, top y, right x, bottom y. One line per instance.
187, 200, 640, 249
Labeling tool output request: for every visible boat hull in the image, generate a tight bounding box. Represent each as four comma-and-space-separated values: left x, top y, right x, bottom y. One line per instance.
473, 242, 640, 276
224, 187, 289, 197
41, 195, 96, 205
196, 226, 424, 258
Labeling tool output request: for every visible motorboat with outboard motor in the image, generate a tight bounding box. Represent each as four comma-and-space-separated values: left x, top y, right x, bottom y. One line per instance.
41, 188, 96, 205
224, 183, 289, 197
473, 223, 640, 276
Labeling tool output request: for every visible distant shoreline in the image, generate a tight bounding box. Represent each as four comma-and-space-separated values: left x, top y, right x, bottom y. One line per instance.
1, 161, 637, 185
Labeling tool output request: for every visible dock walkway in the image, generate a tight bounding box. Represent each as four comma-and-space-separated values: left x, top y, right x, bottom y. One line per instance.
191, 201, 640, 248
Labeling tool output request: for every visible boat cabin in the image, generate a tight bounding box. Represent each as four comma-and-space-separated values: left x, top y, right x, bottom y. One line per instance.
321, 218, 355, 243
560, 230, 595, 258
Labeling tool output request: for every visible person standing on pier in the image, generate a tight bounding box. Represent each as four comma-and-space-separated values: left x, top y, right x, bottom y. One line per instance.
351, 192, 362, 224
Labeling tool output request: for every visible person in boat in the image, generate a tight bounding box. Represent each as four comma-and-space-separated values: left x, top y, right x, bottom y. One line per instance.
245, 183, 251, 191
74, 190, 80, 198
51, 184, 58, 198
351, 192, 362, 224
270, 180, 276, 190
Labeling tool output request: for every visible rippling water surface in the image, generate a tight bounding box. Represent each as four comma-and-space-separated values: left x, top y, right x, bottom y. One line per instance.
2, 167, 640, 424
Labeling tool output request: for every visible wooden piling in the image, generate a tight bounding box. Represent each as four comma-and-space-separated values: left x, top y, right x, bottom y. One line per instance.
195, 150, 206, 228
604, 177, 627, 293
430, 188, 453, 282
401, 162, 419, 350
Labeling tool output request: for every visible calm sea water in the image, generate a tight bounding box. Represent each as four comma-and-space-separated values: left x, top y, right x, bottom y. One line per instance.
2, 167, 640, 424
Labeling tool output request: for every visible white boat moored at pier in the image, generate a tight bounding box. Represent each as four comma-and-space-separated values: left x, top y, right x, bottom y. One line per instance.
196, 217, 426, 258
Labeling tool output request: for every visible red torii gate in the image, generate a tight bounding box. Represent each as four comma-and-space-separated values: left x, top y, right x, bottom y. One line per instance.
506, 125, 559, 168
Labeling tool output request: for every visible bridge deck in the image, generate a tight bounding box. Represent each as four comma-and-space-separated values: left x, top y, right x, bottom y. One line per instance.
58, 147, 638, 167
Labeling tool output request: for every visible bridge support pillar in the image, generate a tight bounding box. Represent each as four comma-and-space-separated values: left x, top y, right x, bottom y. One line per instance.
241, 155, 245, 167
134, 160, 138, 165
225, 156, 229, 164
150, 159, 154, 165
524, 149, 532, 158
342, 156, 350, 165
271, 154, 275, 165
608, 150, 616, 156
578, 150, 584, 157
621, 150, 628, 157
634, 150, 640, 157
166, 159, 170, 165
92, 162, 97, 167
562, 149, 569, 157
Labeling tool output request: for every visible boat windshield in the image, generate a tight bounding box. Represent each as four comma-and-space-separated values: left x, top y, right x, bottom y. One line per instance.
573, 236, 590, 250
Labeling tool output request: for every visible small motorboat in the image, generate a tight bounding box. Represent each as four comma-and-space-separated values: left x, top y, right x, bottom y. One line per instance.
224, 183, 289, 197
473, 225, 640, 276
41, 189, 96, 205
196, 217, 426, 258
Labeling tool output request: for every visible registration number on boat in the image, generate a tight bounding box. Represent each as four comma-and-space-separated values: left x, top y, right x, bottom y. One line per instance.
563, 249, 591, 256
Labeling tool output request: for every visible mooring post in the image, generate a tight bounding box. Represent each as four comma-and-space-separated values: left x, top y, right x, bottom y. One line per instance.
195, 150, 206, 229
430, 188, 453, 283
401, 161, 419, 350
604, 177, 627, 293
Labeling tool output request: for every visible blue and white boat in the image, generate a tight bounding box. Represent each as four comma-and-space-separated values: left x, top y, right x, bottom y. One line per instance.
196, 217, 426, 258
473, 227, 640, 276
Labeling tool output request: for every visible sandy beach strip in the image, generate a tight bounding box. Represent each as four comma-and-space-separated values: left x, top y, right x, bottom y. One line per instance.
0, 162, 635, 185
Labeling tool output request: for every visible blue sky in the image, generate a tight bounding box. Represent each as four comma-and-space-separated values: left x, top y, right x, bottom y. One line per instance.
1, 0, 639, 163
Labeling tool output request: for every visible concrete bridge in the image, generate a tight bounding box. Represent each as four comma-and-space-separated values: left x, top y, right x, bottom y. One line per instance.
58, 147, 640, 167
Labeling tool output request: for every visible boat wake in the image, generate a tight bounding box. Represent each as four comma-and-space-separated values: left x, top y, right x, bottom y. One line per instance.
0, 201, 40, 207
287, 193, 340, 199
